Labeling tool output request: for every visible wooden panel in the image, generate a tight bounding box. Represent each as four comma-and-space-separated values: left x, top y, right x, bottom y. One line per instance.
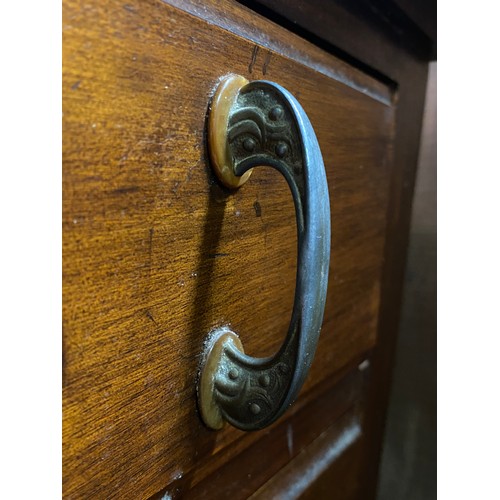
162, 0, 393, 104
251, 411, 363, 500
153, 367, 366, 499
377, 61, 436, 499
234, 3, 433, 497
62, 0, 395, 497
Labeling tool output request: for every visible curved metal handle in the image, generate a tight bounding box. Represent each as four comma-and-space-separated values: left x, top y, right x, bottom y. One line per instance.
198, 75, 331, 431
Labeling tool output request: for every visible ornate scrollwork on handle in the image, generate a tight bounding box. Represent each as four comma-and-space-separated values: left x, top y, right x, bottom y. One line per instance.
198, 75, 331, 431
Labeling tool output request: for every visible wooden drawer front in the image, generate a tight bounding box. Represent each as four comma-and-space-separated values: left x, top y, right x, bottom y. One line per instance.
63, 0, 395, 497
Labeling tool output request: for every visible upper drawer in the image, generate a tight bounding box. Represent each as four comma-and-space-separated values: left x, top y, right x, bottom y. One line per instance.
63, 0, 395, 497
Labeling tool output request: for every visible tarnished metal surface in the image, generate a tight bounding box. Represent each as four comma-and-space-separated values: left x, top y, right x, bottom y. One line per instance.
199, 76, 331, 431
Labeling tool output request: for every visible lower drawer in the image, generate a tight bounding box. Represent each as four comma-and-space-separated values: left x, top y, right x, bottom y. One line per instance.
156, 365, 368, 499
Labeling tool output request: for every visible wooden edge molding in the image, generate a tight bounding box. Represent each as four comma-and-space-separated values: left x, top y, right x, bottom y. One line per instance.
149, 364, 367, 499
161, 0, 393, 106
250, 410, 362, 499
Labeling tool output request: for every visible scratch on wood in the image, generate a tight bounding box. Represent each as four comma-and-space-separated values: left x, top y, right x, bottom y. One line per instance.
71, 80, 81, 90
148, 227, 154, 267
253, 200, 262, 217
62, 330, 67, 387
287, 423, 294, 456
146, 310, 157, 325
123, 4, 136, 13
208, 253, 229, 258
110, 186, 140, 195
249, 45, 259, 74
262, 51, 272, 75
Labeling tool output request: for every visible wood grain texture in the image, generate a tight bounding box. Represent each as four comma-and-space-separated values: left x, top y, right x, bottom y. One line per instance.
62, 0, 395, 497
153, 367, 366, 499
163, 0, 393, 105
250, 411, 363, 500
238, 2, 433, 497
249, 0, 434, 69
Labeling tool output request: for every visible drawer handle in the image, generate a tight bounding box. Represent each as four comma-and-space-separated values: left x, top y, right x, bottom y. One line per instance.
198, 75, 331, 430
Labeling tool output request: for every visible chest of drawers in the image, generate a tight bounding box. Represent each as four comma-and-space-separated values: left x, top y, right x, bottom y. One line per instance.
63, 1, 433, 497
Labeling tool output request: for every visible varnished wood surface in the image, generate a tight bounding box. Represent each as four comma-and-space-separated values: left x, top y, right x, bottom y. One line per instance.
163, 0, 393, 105
377, 61, 436, 500
251, 411, 363, 500
62, 0, 395, 497
153, 367, 366, 499
248, 0, 434, 71
239, 2, 433, 497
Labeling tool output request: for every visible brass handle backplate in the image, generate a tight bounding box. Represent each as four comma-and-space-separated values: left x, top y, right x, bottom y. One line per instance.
197, 75, 331, 431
